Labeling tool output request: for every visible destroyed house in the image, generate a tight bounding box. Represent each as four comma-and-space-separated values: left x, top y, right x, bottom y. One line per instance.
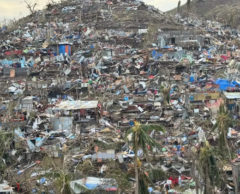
160, 30, 206, 46
54, 100, 99, 121
223, 92, 240, 111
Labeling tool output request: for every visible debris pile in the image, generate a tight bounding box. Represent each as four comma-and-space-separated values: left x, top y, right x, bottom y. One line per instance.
0, 0, 240, 194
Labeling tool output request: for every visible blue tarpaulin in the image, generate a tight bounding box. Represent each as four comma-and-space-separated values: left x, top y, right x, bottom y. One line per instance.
1, 60, 13, 65
21, 57, 26, 68
215, 79, 240, 90
208, 47, 215, 54
40, 178, 46, 184
152, 50, 156, 57
163, 46, 171, 49
59, 44, 71, 55
124, 96, 129, 101
66, 35, 74, 39
129, 121, 134, 126
152, 50, 163, 60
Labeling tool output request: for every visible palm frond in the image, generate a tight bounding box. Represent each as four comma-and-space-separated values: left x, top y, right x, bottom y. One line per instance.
124, 128, 134, 141
125, 123, 165, 194
146, 168, 166, 182
73, 182, 89, 193
62, 183, 74, 194
139, 176, 150, 194
200, 146, 220, 186
126, 124, 165, 154
140, 124, 165, 133
210, 122, 219, 134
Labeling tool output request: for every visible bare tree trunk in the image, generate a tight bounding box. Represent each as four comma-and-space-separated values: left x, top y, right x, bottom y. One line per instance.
134, 137, 139, 194
204, 167, 207, 194
191, 162, 199, 194
224, 133, 232, 161
24, 0, 37, 15
196, 182, 199, 194
204, 164, 210, 194
134, 151, 139, 194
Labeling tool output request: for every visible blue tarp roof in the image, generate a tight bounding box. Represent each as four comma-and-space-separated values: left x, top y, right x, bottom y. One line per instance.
215, 79, 240, 90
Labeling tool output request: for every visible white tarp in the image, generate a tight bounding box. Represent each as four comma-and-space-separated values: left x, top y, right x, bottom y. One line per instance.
138, 29, 148, 34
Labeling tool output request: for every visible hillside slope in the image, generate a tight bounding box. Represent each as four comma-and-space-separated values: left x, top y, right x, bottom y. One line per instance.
168, 0, 240, 27
3, 1, 182, 34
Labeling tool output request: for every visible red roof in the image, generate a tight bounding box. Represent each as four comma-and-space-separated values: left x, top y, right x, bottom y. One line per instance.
4, 50, 23, 56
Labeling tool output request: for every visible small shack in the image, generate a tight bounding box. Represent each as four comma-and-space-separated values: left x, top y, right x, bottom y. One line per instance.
223, 92, 240, 111
54, 100, 99, 121
22, 96, 34, 111
59, 43, 71, 56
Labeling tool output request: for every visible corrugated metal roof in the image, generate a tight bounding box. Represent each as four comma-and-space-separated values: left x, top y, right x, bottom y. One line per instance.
55, 100, 98, 110
224, 92, 240, 99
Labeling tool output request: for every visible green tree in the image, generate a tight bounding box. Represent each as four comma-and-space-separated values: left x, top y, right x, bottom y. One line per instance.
0, 131, 13, 183
199, 143, 220, 194
125, 122, 165, 194
212, 104, 233, 160
104, 160, 130, 193
128, 159, 166, 194
42, 155, 88, 194
55, 172, 73, 194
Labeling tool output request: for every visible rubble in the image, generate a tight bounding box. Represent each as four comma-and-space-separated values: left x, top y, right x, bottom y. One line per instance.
0, 0, 240, 194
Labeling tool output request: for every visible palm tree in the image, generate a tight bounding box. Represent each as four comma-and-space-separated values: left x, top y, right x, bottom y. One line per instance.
43, 156, 88, 194
49, 170, 90, 194
55, 172, 73, 194
199, 142, 220, 194
127, 158, 166, 194
138, 167, 166, 194
125, 122, 165, 194
211, 104, 233, 160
